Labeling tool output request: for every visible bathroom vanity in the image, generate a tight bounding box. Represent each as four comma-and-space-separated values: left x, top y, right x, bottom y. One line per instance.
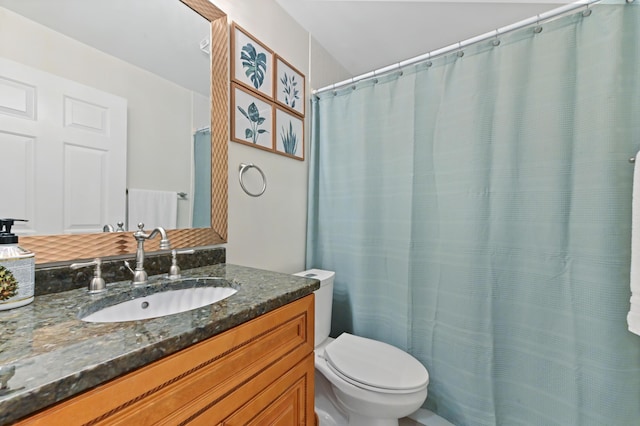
0, 262, 319, 425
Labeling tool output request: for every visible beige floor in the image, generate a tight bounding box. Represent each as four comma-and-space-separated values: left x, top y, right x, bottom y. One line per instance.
399, 418, 425, 426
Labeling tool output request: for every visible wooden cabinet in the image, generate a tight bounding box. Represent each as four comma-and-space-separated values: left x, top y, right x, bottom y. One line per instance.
17, 295, 315, 425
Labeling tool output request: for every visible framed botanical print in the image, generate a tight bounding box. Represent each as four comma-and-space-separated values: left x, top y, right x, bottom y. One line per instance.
274, 54, 305, 117
275, 106, 304, 160
231, 83, 274, 151
230, 21, 306, 161
231, 23, 274, 99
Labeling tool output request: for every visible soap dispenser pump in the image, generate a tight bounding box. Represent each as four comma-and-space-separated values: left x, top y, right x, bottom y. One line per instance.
0, 219, 35, 310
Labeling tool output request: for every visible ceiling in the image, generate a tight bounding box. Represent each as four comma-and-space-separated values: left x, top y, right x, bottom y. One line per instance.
274, 0, 576, 76
0, 0, 579, 93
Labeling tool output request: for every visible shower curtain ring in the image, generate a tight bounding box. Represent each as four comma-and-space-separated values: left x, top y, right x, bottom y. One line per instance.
425, 53, 433, 68
534, 15, 543, 33
582, 4, 592, 17
456, 42, 464, 58
492, 29, 501, 47
395, 63, 403, 77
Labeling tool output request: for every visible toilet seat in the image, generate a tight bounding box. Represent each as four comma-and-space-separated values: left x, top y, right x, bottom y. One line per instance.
323, 333, 429, 394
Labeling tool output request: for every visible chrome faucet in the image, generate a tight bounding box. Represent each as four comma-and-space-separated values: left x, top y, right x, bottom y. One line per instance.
126, 223, 171, 285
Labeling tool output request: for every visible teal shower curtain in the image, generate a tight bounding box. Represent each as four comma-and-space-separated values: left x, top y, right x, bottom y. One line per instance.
307, 3, 640, 425
192, 129, 211, 228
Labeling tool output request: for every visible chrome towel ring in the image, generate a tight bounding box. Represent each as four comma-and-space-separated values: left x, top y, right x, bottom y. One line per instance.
238, 163, 267, 197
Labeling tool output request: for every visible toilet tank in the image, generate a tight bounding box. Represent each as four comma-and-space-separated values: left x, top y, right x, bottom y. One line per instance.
294, 269, 335, 347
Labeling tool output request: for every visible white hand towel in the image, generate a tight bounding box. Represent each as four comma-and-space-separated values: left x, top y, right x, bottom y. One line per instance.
127, 189, 178, 231
628, 151, 640, 336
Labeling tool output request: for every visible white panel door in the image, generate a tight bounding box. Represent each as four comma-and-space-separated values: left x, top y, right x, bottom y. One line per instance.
0, 57, 127, 235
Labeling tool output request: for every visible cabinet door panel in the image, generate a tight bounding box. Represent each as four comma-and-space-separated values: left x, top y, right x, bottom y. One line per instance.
217, 353, 314, 426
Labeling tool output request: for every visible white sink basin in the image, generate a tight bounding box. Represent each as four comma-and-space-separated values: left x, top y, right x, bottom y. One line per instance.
81, 285, 237, 323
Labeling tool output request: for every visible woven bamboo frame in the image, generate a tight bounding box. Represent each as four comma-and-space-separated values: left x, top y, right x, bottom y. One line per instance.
21, 0, 228, 264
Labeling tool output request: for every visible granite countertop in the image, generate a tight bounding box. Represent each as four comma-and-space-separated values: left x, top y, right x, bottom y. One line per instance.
0, 263, 320, 425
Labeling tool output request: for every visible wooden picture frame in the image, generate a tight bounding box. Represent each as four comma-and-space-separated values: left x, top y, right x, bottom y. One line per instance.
231, 23, 274, 99
231, 83, 274, 151
274, 106, 304, 160
274, 54, 305, 117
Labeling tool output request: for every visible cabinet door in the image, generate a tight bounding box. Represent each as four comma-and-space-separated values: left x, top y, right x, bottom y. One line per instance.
218, 353, 314, 426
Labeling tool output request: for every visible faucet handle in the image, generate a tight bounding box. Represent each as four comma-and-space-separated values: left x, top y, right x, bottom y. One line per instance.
168, 249, 195, 280
70, 258, 106, 293
123, 259, 134, 274
103, 222, 125, 232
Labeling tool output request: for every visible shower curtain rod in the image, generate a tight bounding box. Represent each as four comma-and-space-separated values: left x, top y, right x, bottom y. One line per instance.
313, 0, 603, 96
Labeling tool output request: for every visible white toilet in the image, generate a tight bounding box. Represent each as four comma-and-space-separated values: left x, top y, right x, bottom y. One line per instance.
295, 269, 429, 426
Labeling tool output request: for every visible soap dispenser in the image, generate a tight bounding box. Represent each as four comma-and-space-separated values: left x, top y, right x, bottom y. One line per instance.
0, 219, 35, 311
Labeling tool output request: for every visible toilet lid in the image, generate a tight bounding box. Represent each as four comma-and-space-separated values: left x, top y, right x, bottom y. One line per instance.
324, 333, 429, 392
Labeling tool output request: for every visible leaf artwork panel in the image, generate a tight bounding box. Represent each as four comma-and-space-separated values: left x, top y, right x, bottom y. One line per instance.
280, 121, 297, 154
232, 85, 273, 150
280, 72, 299, 109
241, 43, 267, 90
237, 102, 268, 144
232, 24, 273, 99
275, 107, 304, 160
275, 56, 305, 116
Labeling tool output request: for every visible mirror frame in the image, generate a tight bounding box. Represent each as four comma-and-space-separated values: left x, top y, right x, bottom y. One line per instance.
20, 0, 228, 264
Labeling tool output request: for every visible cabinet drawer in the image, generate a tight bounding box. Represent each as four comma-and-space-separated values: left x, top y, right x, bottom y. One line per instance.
17, 295, 314, 425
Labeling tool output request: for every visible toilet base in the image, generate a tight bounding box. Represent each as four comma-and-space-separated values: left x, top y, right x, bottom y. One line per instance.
316, 407, 341, 426
316, 368, 405, 426
334, 393, 401, 426
316, 368, 348, 425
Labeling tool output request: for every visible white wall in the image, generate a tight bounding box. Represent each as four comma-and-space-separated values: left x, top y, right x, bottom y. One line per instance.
309, 36, 352, 92
0, 7, 203, 229
213, 0, 349, 273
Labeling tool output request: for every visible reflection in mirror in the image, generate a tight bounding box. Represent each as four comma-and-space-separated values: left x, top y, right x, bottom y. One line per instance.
0, 0, 228, 263
0, 0, 211, 235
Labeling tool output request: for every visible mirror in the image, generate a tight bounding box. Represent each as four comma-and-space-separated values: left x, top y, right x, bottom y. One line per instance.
0, 0, 228, 263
